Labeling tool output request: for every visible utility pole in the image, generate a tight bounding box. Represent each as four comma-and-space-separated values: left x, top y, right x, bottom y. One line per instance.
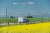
6, 8, 7, 22
6, 8, 9, 26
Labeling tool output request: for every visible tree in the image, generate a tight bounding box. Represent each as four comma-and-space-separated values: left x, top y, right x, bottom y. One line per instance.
10, 16, 15, 18
26, 16, 33, 18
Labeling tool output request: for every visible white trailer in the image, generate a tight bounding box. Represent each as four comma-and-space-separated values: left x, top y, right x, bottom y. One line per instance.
18, 17, 25, 23
18, 17, 29, 23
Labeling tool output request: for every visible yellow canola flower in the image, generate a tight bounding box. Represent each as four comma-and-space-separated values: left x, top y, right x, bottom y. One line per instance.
0, 22, 50, 33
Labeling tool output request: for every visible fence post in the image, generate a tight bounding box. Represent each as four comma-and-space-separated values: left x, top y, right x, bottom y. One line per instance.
34, 21, 35, 23
14, 22, 15, 24
8, 22, 9, 26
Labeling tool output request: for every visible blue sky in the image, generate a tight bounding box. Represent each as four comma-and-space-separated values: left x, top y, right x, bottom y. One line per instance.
0, 0, 50, 17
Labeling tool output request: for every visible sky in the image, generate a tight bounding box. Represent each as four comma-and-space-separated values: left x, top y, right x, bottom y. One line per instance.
0, 0, 50, 18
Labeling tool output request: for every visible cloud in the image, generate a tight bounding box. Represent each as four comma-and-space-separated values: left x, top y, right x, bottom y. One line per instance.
27, 2, 34, 4
21, 2, 34, 5
13, 2, 18, 4
13, 2, 34, 5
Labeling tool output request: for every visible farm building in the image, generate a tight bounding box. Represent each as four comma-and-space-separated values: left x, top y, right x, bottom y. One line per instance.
18, 17, 29, 23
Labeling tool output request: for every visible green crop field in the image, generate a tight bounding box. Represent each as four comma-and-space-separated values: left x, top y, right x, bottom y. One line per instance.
0, 18, 50, 23
0, 18, 50, 27
0, 18, 18, 23
28, 18, 50, 22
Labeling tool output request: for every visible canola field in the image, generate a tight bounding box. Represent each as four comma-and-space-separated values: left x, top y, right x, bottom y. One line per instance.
0, 22, 50, 33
